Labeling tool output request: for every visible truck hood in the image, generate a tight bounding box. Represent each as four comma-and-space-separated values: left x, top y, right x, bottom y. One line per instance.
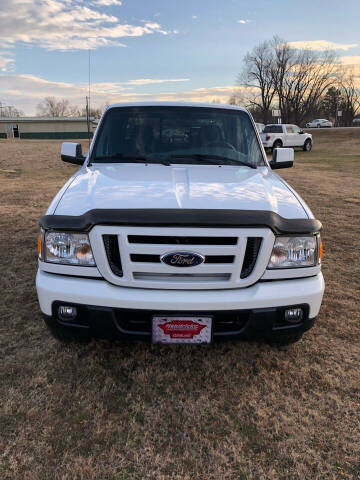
53, 164, 308, 219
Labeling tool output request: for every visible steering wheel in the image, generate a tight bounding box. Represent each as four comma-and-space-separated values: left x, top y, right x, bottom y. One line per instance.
205, 140, 236, 151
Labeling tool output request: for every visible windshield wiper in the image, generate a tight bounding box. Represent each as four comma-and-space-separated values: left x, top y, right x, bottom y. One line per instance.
91, 153, 171, 166
170, 154, 257, 169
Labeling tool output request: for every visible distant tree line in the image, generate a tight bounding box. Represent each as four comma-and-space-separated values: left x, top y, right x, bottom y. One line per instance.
0, 104, 23, 117
230, 36, 360, 126
36, 97, 107, 119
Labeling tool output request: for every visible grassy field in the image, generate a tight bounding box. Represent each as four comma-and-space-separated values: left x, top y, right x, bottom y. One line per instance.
0, 129, 359, 479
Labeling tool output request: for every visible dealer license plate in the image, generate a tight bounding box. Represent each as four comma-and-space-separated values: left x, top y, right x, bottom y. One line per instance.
152, 316, 213, 344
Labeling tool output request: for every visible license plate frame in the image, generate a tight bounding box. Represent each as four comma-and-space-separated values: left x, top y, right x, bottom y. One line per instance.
152, 315, 213, 344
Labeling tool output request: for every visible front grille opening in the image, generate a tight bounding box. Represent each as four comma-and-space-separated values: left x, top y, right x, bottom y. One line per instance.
130, 254, 235, 264
128, 235, 237, 245
133, 272, 231, 282
103, 234, 123, 277
213, 311, 249, 333
205, 255, 234, 264
131, 254, 160, 263
240, 237, 262, 279
113, 310, 249, 335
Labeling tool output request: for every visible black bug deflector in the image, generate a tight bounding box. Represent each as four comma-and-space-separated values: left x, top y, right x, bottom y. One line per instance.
39, 209, 322, 234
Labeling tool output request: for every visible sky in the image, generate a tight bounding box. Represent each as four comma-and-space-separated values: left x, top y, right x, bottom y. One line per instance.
0, 0, 359, 115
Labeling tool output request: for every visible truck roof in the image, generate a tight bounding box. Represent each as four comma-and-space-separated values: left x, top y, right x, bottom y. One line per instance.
105, 101, 248, 112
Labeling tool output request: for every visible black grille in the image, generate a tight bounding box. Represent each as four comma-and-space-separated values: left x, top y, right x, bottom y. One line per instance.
113, 310, 249, 335
128, 235, 237, 245
240, 237, 262, 279
103, 235, 123, 277
130, 254, 235, 264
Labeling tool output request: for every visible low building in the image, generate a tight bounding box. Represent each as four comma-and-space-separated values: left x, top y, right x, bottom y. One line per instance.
0, 117, 93, 139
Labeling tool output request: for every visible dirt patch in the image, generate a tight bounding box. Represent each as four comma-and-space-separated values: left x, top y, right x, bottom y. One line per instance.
0, 132, 359, 479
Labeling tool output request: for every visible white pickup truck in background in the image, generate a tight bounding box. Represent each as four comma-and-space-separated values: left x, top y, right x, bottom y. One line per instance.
260, 124, 313, 152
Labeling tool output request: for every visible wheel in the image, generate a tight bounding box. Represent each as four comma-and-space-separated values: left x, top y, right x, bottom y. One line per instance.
266, 331, 303, 347
272, 140, 282, 152
303, 139, 312, 152
43, 315, 90, 343
317, 124, 321, 128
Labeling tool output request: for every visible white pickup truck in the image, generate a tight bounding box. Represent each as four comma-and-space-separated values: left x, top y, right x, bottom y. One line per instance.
261, 124, 313, 152
36, 102, 324, 346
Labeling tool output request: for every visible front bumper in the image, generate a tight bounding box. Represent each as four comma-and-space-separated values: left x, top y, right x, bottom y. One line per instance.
37, 270, 324, 340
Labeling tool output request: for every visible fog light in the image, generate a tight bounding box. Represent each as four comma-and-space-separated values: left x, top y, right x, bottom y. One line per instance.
284, 308, 303, 323
58, 305, 77, 321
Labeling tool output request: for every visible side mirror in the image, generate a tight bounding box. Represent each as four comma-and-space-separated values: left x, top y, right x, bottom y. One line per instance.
61, 142, 85, 165
269, 148, 294, 169
299, 130, 305, 134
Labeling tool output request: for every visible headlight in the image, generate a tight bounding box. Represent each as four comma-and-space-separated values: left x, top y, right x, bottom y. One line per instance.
44, 231, 95, 266
267, 235, 320, 269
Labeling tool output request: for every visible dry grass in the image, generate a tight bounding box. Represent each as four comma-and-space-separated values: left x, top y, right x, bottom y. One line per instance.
0, 130, 359, 479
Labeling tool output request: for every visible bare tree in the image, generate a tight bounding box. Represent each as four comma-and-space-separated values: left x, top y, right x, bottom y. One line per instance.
272, 43, 340, 124
340, 71, 360, 126
236, 37, 341, 125
238, 41, 277, 123
67, 105, 82, 117
36, 97, 71, 117
80, 103, 109, 119
0, 105, 23, 117
270, 37, 296, 121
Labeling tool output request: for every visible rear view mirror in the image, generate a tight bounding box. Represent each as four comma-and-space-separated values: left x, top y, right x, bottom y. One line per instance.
269, 148, 294, 169
61, 142, 85, 165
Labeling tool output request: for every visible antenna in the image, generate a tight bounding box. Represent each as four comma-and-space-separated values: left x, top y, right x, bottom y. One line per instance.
88, 49, 91, 114
87, 49, 91, 148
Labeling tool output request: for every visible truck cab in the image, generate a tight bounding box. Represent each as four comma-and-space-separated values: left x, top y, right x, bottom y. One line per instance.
36, 103, 324, 346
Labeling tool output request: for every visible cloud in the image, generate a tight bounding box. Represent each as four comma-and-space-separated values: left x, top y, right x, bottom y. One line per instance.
340, 55, 360, 66
92, 0, 122, 5
125, 78, 190, 86
0, 53, 15, 72
237, 19, 252, 24
288, 40, 358, 51
192, 15, 198, 20
0, 72, 236, 114
0, 0, 173, 51
340, 56, 360, 82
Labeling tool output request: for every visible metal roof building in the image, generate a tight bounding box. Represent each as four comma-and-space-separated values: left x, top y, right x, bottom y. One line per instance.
0, 117, 93, 139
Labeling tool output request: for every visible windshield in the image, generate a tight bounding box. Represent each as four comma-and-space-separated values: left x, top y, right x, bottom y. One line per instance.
91, 106, 265, 167
263, 125, 283, 133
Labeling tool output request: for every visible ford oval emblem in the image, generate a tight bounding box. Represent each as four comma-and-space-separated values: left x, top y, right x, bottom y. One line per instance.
161, 251, 205, 267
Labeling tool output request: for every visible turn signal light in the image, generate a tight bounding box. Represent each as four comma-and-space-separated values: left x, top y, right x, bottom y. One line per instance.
37, 233, 43, 259
319, 237, 324, 260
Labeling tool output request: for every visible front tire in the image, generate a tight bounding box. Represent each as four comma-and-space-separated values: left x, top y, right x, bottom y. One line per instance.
303, 139, 312, 152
